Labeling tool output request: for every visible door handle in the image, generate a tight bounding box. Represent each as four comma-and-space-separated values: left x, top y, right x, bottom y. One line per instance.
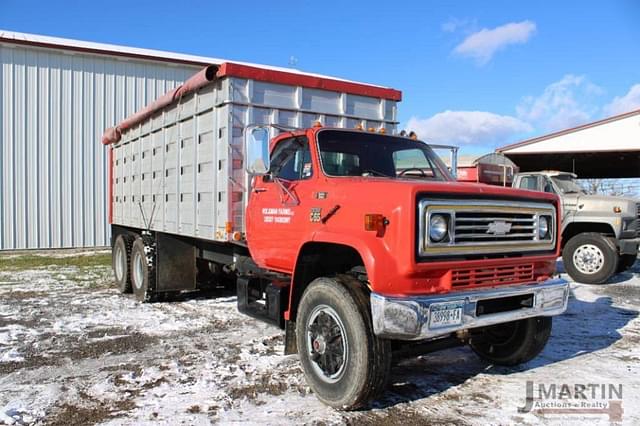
253, 188, 267, 193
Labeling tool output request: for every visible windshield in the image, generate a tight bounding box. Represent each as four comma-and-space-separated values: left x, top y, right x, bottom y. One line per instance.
551, 174, 585, 194
316, 130, 453, 181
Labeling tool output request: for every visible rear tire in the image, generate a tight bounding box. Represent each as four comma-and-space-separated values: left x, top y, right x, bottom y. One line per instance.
562, 233, 618, 284
470, 317, 552, 366
130, 235, 157, 303
113, 234, 134, 294
295, 275, 391, 410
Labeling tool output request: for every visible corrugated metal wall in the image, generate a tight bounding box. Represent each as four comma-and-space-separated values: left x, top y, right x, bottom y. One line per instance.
0, 42, 199, 250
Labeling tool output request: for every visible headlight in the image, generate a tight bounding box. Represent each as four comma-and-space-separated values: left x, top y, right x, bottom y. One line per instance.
539, 216, 550, 239
429, 214, 448, 242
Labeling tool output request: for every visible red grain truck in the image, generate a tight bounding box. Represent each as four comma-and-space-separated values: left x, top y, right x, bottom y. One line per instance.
103, 63, 569, 410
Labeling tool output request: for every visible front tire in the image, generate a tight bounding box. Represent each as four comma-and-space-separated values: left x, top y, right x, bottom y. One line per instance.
562, 233, 618, 284
295, 275, 391, 410
113, 234, 134, 294
470, 317, 552, 366
130, 235, 157, 303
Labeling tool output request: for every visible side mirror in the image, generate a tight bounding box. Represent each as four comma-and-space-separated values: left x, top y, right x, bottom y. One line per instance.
245, 126, 270, 175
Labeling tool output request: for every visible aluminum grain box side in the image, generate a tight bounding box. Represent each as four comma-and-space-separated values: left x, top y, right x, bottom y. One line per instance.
110, 63, 401, 243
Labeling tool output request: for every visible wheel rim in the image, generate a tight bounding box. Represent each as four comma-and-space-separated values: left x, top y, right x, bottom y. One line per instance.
573, 244, 605, 275
114, 245, 124, 281
306, 304, 348, 383
132, 251, 145, 290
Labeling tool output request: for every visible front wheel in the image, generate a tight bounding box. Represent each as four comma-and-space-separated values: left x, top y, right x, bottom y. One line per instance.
295, 276, 391, 410
562, 233, 618, 284
470, 317, 552, 366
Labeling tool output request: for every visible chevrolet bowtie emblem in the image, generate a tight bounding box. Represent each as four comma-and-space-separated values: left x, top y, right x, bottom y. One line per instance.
487, 220, 512, 235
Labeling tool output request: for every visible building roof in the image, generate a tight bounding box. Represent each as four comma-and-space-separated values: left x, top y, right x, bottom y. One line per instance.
0, 29, 394, 90
497, 108, 640, 153
495, 108, 640, 178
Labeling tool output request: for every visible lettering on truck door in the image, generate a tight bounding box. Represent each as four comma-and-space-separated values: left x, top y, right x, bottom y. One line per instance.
246, 136, 316, 272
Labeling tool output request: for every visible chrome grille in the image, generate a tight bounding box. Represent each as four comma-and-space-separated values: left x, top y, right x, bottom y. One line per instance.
419, 199, 556, 256
454, 212, 536, 243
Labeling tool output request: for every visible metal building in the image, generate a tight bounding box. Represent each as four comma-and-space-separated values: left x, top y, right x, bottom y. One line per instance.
0, 30, 400, 250
496, 108, 640, 178
0, 31, 213, 250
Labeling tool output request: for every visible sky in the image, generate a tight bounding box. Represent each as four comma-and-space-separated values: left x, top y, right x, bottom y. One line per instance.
1, 0, 640, 157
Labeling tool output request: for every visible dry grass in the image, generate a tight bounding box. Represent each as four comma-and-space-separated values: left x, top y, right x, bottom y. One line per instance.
0, 252, 111, 271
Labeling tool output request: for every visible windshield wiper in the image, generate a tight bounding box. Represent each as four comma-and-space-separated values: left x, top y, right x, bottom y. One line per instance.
361, 169, 392, 177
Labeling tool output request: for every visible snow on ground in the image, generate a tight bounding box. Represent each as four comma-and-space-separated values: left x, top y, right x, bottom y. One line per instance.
0, 255, 639, 425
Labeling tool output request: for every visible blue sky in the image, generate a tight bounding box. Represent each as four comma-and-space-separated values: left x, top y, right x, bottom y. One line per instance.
2, 0, 640, 156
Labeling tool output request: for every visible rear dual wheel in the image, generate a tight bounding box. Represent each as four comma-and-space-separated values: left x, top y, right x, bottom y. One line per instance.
130, 235, 157, 303
113, 234, 134, 294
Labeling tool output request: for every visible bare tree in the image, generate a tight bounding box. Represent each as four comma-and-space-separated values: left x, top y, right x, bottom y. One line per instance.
580, 179, 639, 197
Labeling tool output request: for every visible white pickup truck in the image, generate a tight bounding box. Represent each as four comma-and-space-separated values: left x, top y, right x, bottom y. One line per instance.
513, 171, 639, 284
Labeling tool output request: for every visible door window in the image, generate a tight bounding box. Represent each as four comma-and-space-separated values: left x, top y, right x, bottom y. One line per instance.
543, 178, 555, 193
519, 176, 540, 191
270, 137, 313, 180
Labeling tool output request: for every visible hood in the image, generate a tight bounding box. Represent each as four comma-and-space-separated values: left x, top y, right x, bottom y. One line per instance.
574, 193, 638, 204
329, 177, 559, 204
567, 193, 638, 216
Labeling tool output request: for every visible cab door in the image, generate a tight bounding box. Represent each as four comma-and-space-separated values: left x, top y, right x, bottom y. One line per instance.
246, 136, 316, 273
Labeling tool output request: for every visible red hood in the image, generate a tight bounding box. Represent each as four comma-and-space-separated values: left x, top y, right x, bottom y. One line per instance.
324, 177, 559, 204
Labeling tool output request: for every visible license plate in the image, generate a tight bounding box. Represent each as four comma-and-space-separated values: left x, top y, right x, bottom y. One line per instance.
429, 301, 464, 329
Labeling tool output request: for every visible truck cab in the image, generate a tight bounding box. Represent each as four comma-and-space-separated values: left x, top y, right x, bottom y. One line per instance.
513, 170, 639, 283
239, 126, 569, 408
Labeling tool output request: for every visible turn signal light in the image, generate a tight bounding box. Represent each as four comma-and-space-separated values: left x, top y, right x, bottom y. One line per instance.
355, 123, 364, 130
613, 206, 622, 213
409, 131, 418, 140
313, 121, 323, 128
364, 214, 387, 233
368, 127, 375, 132
225, 221, 233, 233
379, 128, 386, 134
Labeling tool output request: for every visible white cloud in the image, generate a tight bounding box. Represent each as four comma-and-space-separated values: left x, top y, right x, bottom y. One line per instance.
603, 84, 640, 116
516, 74, 604, 131
406, 110, 531, 146
441, 17, 474, 33
453, 20, 536, 65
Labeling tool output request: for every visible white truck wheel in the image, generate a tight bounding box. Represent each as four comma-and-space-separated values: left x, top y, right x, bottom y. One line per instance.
563, 233, 618, 284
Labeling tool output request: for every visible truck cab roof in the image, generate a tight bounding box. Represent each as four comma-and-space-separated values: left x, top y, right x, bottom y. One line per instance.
519, 170, 578, 178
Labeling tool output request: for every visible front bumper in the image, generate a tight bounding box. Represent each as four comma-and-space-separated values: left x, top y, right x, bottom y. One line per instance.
371, 278, 569, 340
618, 237, 640, 255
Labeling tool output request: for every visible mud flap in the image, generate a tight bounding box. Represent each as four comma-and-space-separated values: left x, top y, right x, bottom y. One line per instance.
284, 320, 297, 355
156, 233, 196, 292
237, 277, 289, 329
